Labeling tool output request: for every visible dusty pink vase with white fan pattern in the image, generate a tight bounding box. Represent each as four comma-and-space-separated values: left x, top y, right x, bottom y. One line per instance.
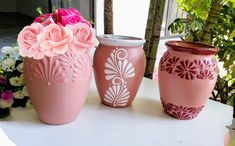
158, 41, 218, 120
24, 50, 92, 124
94, 35, 145, 108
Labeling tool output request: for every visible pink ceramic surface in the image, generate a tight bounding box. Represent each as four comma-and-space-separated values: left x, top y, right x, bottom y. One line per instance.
224, 132, 230, 146
158, 41, 218, 120
94, 35, 146, 107
24, 50, 92, 124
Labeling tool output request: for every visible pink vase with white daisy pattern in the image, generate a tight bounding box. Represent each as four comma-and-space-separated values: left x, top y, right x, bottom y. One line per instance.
158, 41, 218, 120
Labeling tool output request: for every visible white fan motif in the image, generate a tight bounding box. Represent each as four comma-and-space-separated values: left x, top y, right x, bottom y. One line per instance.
104, 85, 129, 107
104, 48, 135, 106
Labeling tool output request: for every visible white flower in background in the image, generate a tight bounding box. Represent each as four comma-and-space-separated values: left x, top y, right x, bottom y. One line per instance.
13, 90, 24, 99
19, 74, 25, 83
13, 46, 20, 54
9, 76, 22, 86
22, 86, 29, 97
0, 99, 13, 108
1, 58, 15, 71
1, 45, 19, 55
1, 46, 14, 54
26, 100, 33, 109
16, 63, 23, 73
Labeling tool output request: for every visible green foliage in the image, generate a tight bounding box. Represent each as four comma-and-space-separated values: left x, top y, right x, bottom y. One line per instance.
214, 2, 235, 79
168, 1, 235, 105
168, 13, 204, 42
177, 0, 212, 20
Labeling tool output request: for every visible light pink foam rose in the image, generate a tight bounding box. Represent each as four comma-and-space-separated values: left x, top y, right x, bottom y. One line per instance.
17, 23, 45, 59
54, 8, 92, 27
37, 23, 73, 57
66, 23, 95, 52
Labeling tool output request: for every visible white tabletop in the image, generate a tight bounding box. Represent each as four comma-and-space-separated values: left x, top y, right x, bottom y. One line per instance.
0, 77, 233, 146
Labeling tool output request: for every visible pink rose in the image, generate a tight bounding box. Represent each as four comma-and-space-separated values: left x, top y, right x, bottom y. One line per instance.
34, 14, 52, 23
54, 8, 91, 27
0, 77, 7, 86
66, 23, 95, 52
1, 90, 13, 102
37, 23, 73, 57
34, 14, 54, 26
17, 23, 45, 59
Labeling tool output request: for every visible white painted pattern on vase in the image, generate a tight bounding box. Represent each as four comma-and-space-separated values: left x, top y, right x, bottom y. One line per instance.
104, 48, 135, 107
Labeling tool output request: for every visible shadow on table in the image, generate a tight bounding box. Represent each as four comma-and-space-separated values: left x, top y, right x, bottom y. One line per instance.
1, 108, 44, 126
85, 90, 174, 120
85, 90, 103, 106
128, 97, 173, 120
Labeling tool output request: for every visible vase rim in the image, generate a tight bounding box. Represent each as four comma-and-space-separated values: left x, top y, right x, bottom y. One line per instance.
165, 41, 219, 55
97, 34, 145, 46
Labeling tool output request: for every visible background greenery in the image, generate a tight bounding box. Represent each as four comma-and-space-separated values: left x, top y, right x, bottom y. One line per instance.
168, 0, 235, 105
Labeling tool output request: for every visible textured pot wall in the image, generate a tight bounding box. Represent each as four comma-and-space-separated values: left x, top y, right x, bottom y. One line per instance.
158, 41, 218, 120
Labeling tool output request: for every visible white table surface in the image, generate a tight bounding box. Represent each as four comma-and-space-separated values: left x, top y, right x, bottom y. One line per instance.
0, 77, 233, 146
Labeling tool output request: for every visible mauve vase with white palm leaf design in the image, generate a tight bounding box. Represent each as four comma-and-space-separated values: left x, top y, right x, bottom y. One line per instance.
94, 35, 145, 108
18, 8, 96, 124
158, 41, 218, 120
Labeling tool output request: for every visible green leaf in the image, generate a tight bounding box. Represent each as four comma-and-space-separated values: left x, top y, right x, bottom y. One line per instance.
229, 29, 235, 39
228, 78, 235, 87
231, 66, 235, 78
223, 55, 235, 68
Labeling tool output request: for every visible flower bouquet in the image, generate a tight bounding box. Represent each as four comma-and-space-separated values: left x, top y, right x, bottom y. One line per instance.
0, 45, 30, 119
17, 8, 96, 124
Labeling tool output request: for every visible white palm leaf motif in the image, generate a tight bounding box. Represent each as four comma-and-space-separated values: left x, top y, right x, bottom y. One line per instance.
104, 85, 130, 107
33, 57, 66, 84
118, 59, 135, 78
103, 48, 135, 107
104, 53, 119, 80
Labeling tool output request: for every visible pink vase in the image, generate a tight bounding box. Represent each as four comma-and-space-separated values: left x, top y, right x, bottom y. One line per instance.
23, 50, 92, 124
158, 41, 218, 120
94, 35, 146, 107
224, 132, 230, 146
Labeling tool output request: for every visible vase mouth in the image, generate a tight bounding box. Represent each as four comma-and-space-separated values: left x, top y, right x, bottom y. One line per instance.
97, 34, 145, 46
165, 41, 219, 55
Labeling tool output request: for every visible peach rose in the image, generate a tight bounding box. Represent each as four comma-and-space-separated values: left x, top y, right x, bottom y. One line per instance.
37, 23, 73, 57
17, 23, 45, 59
66, 23, 95, 52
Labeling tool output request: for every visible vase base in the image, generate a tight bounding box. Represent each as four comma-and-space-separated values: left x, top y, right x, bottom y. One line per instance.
38, 115, 78, 125
101, 101, 131, 108
161, 98, 204, 120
